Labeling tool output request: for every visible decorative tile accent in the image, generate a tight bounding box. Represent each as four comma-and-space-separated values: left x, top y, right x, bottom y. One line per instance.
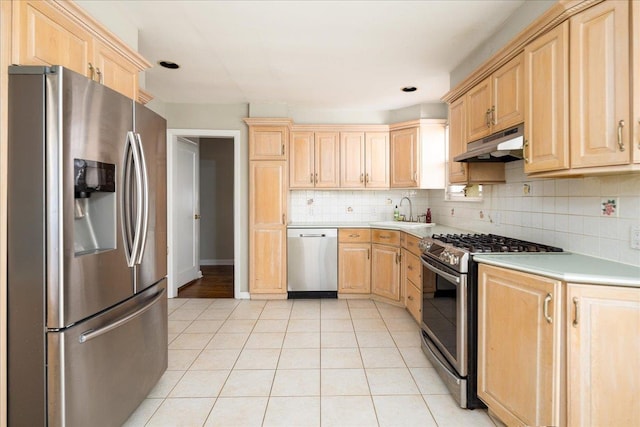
601, 198, 618, 217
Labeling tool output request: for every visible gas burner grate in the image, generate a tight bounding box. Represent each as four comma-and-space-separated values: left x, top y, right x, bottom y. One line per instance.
430, 233, 563, 253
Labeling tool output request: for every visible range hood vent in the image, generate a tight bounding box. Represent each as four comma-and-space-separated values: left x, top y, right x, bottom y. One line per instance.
454, 123, 524, 162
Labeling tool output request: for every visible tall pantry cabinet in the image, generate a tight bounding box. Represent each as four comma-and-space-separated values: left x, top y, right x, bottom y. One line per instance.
246, 119, 291, 298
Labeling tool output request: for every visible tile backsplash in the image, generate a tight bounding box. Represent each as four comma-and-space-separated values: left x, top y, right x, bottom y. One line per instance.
288, 162, 640, 266
289, 189, 430, 223
429, 161, 640, 267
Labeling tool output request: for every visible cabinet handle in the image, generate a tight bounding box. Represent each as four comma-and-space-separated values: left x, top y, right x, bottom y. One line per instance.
349, 234, 360, 238
572, 297, 579, 327
407, 295, 414, 301
617, 120, 625, 152
365, 173, 369, 183
315, 173, 318, 184
282, 214, 285, 224
485, 109, 491, 128
88, 62, 95, 80
281, 144, 285, 156
360, 173, 364, 183
95, 67, 103, 83
543, 293, 553, 324
380, 235, 390, 239
367, 249, 370, 259
310, 173, 314, 183
395, 253, 399, 264
413, 171, 417, 181
491, 105, 496, 125
523, 139, 530, 164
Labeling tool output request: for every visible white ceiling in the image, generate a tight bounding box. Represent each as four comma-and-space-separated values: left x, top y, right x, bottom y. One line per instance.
85, 0, 525, 110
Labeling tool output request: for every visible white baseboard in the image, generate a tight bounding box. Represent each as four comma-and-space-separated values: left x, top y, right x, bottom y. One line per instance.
237, 291, 251, 299
200, 259, 234, 266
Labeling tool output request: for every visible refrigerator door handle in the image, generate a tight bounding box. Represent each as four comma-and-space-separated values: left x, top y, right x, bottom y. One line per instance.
121, 132, 136, 266
134, 133, 149, 265
78, 287, 165, 343
130, 131, 145, 268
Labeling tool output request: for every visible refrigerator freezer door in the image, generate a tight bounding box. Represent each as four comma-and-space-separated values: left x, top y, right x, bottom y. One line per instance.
47, 280, 168, 427
55, 67, 135, 327
134, 102, 168, 292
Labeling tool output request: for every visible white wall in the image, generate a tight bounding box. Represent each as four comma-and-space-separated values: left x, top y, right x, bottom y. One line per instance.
199, 138, 234, 264
428, 164, 640, 267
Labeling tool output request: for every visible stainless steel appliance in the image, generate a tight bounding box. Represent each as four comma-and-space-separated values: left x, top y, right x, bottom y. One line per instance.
287, 228, 338, 298
454, 123, 524, 162
419, 233, 562, 409
7, 66, 167, 426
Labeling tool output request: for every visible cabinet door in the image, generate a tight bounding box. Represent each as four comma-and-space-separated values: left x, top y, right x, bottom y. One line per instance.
448, 97, 469, 183
290, 131, 314, 188
634, 0, 640, 164
570, 0, 630, 168
314, 131, 340, 188
338, 243, 371, 294
567, 284, 640, 427
364, 132, 389, 188
492, 53, 524, 132
340, 132, 365, 188
390, 127, 418, 188
523, 21, 569, 173
478, 264, 562, 427
13, 0, 91, 76
92, 39, 138, 99
371, 244, 400, 301
249, 126, 288, 160
249, 161, 287, 294
466, 76, 492, 141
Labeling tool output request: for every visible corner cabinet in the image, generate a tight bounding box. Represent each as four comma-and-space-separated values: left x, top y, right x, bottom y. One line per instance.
567, 283, 640, 426
246, 119, 291, 298
478, 264, 563, 427
389, 127, 419, 188
11, 0, 151, 100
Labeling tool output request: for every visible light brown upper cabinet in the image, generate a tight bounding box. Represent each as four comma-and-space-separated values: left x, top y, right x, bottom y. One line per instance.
340, 131, 389, 189
466, 53, 524, 142
634, 0, 640, 164
448, 97, 469, 184
290, 131, 340, 188
570, 0, 630, 168
249, 125, 289, 160
390, 127, 419, 187
523, 21, 569, 173
12, 0, 150, 100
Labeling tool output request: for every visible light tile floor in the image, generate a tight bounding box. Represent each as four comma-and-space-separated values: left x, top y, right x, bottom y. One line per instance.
124, 298, 497, 427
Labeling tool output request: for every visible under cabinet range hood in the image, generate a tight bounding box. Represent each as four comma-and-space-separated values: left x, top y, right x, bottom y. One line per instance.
454, 123, 524, 162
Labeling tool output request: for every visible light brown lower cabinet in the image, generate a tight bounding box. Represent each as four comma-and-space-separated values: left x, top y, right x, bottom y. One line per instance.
567, 283, 640, 426
338, 243, 371, 294
371, 243, 400, 301
478, 264, 562, 427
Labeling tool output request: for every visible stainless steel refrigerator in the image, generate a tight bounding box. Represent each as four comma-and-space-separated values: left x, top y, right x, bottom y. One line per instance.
7, 66, 168, 426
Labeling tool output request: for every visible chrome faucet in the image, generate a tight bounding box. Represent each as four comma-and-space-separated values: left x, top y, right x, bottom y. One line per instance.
399, 197, 413, 222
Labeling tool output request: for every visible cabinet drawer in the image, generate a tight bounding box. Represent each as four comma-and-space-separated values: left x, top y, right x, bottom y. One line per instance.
405, 281, 421, 323
403, 233, 422, 256
405, 251, 421, 287
371, 229, 400, 246
339, 228, 371, 243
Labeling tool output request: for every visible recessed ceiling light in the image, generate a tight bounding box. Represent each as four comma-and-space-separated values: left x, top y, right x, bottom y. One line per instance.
158, 60, 180, 69
402, 86, 417, 92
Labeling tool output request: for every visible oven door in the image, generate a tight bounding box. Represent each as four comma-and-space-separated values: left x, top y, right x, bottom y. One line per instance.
421, 255, 467, 377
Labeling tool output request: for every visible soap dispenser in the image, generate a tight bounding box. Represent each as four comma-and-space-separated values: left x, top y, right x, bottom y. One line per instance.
426, 208, 432, 223
394, 205, 399, 221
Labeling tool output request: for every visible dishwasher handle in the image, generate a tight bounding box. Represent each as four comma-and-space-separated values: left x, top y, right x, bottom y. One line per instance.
299, 233, 326, 238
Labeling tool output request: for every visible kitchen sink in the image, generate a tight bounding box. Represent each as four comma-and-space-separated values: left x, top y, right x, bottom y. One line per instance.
369, 221, 435, 230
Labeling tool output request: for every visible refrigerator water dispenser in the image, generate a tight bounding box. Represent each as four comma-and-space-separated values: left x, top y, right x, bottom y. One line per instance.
73, 159, 116, 256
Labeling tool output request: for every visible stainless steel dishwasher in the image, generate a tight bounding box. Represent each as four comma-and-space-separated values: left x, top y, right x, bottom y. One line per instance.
287, 228, 338, 298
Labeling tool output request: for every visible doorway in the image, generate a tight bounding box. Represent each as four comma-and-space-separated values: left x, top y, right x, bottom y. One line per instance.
166, 129, 243, 299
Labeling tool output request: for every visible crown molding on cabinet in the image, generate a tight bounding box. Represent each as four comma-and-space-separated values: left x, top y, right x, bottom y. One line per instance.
442, 0, 604, 104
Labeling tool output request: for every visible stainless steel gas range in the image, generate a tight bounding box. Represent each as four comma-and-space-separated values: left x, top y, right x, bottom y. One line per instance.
419, 233, 562, 409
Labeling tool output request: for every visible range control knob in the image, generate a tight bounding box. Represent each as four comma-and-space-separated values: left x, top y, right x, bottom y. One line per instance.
450, 255, 459, 266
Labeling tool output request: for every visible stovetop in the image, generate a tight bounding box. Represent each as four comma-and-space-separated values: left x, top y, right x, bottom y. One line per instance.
420, 233, 563, 273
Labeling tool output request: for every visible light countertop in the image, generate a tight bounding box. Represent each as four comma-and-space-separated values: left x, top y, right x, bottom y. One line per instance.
473, 253, 640, 288
287, 222, 471, 239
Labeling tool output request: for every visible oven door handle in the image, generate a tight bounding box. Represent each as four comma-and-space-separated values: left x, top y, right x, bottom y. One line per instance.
421, 258, 460, 284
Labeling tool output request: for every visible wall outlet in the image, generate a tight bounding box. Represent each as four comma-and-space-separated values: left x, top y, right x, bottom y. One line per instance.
631, 226, 640, 250
523, 183, 531, 195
